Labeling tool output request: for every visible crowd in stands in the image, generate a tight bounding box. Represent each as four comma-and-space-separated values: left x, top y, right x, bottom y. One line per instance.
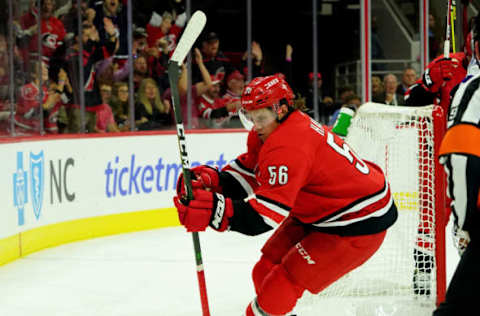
0, 0, 436, 137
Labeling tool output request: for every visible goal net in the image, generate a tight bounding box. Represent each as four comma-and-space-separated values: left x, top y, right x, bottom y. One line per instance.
294, 103, 447, 316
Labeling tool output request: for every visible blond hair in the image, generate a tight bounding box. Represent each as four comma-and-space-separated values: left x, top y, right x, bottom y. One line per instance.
138, 78, 166, 113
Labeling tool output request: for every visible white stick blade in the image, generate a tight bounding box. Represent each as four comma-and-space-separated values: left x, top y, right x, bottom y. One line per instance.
170, 11, 207, 65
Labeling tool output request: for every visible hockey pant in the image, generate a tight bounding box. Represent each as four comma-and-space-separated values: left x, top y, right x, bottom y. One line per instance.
250, 216, 386, 315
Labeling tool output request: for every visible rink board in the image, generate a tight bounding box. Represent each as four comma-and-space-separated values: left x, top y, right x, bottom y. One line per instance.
0, 130, 247, 265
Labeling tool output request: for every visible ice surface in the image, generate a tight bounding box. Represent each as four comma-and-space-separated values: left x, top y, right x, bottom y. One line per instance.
0, 221, 459, 316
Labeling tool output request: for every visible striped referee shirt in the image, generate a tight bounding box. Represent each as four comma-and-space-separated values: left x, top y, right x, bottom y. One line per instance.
439, 63, 480, 235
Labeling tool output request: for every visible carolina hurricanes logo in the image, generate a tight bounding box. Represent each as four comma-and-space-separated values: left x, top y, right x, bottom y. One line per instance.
42, 32, 59, 49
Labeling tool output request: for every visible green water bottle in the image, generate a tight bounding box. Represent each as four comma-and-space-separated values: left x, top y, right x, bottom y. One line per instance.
331, 106, 356, 137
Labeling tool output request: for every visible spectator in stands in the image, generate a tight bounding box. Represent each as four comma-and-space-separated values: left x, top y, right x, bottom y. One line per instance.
14, 60, 62, 135
194, 31, 233, 83
96, 27, 151, 86
146, 10, 186, 57
0, 32, 10, 134
371, 75, 384, 100
162, 47, 216, 129
132, 53, 149, 91
91, 0, 127, 61
323, 85, 354, 124
0, 32, 24, 106
143, 27, 170, 91
135, 78, 172, 130
277, 44, 294, 86
133, 26, 148, 57
64, 19, 118, 133
49, 62, 73, 133
241, 41, 264, 78
373, 73, 405, 105
304, 71, 334, 122
94, 82, 122, 133
197, 72, 241, 128
328, 94, 362, 127
110, 81, 130, 128
16, 0, 66, 72
396, 67, 417, 95
223, 70, 244, 103
57, 0, 94, 43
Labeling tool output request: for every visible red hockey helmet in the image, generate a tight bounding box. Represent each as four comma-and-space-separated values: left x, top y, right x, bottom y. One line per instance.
240, 75, 294, 112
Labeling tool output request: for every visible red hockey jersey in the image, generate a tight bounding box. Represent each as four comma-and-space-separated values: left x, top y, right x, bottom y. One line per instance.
225, 110, 397, 235
20, 11, 66, 60
14, 82, 61, 134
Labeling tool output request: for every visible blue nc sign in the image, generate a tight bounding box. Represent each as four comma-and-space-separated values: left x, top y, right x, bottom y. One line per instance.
12, 150, 45, 225
29, 151, 44, 220
13, 152, 28, 225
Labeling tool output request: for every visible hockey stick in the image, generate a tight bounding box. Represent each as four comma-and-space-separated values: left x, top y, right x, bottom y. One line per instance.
167, 10, 211, 316
451, 0, 457, 53
444, 0, 453, 57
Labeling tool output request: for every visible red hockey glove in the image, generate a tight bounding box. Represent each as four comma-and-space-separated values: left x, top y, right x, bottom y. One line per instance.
422, 57, 460, 93
176, 165, 222, 198
173, 189, 233, 232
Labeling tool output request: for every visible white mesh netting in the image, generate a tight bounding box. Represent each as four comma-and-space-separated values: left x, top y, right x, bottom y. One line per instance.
293, 103, 442, 316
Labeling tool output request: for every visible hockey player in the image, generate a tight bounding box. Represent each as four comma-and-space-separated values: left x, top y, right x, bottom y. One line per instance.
403, 32, 476, 297
173, 75, 398, 315
433, 13, 480, 316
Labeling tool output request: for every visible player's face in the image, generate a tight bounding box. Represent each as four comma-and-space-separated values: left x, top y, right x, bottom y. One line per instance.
246, 107, 278, 141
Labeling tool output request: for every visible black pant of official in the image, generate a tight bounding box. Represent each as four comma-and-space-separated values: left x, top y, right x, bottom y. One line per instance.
433, 240, 480, 315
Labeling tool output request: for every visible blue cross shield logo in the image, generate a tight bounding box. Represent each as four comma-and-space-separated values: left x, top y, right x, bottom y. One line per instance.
13, 152, 28, 225
29, 151, 44, 220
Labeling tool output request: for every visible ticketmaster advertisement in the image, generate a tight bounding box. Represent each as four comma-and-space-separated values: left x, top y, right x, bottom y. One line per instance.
1, 131, 247, 239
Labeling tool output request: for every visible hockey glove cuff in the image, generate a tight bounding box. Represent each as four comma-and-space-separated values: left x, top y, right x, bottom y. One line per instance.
173, 189, 233, 232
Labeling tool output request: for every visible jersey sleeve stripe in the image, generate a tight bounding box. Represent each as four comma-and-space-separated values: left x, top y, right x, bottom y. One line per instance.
247, 195, 288, 224
257, 215, 279, 229
230, 159, 256, 177
255, 194, 292, 214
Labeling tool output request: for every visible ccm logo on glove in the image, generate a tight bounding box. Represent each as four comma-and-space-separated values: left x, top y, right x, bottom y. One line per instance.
211, 193, 225, 230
